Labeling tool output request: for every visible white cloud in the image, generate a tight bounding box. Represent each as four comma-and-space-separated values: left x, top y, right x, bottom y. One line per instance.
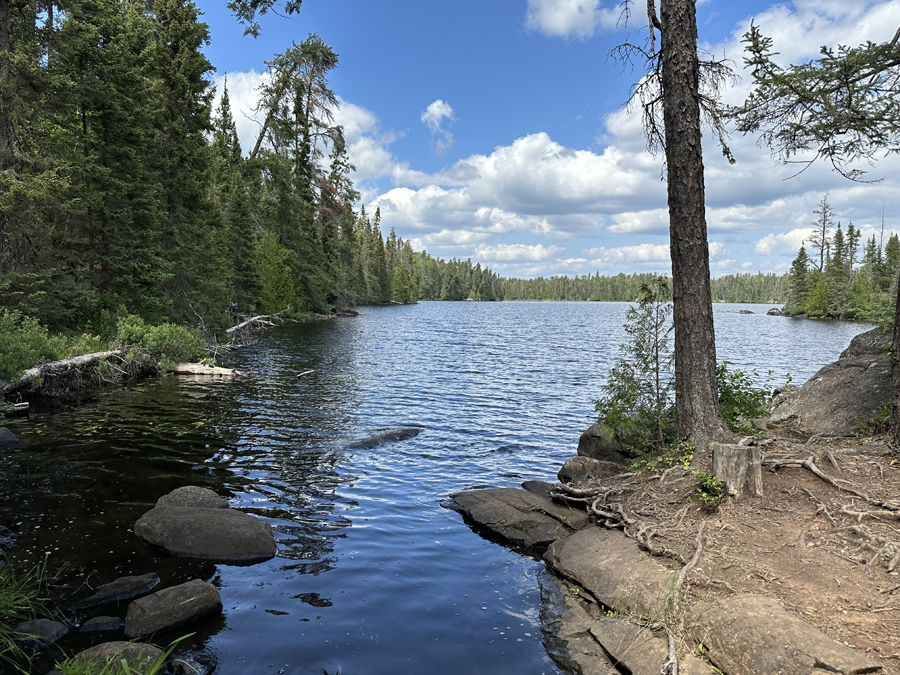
212, 71, 268, 156
421, 100, 456, 155
524, 0, 620, 39
474, 243, 565, 261
754, 229, 811, 255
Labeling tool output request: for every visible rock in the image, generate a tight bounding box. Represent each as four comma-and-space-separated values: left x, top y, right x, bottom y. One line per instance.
695, 594, 878, 675
168, 655, 210, 675
768, 351, 891, 436
124, 579, 222, 638
452, 488, 590, 548
539, 574, 617, 675
558, 456, 628, 484
590, 617, 714, 674
81, 616, 125, 632
521, 480, 554, 500
576, 422, 639, 465
738, 309, 754, 314
72, 573, 160, 609
346, 427, 422, 449
14, 619, 68, 650
134, 507, 276, 563
72, 641, 164, 674
766, 307, 784, 316
0, 524, 16, 551
543, 527, 674, 620
156, 485, 229, 509
0, 427, 18, 444
841, 326, 890, 359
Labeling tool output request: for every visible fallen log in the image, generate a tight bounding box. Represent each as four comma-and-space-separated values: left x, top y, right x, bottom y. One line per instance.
171, 363, 248, 377
225, 315, 277, 334
0, 350, 122, 396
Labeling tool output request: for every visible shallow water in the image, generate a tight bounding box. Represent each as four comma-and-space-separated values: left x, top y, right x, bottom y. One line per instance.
0, 302, 872, 673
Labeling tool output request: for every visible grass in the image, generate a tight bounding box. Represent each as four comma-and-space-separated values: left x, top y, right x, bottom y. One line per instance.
54, 636, 190, 675
0, 559, 53, 671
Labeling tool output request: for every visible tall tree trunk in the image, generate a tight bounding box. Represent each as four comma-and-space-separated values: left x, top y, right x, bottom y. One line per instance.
660, 0, 730, 451
0, 0, 12, 167
890, 268, 900, 449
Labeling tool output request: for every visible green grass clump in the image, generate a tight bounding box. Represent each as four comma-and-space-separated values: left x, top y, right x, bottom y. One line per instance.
0, 559, 52, 669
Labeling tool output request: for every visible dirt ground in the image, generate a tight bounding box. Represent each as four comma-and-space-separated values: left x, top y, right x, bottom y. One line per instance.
553, 430, 900, 674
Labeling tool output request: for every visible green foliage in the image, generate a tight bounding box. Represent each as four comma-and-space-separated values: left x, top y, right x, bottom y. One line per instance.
693, 471, 728, 507
856, 401, 891, 437
55, 635, 189, 675
716, 361, 776, 434
595, 276, 675, 453
0, 310, 67, 380
115, 315, 207, 363
0, 560, 52, 669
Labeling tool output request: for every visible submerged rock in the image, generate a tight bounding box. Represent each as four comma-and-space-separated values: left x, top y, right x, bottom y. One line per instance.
0, 524, 16, 551
766, 307, 784, 316
14, 618, 68, 650
0, 427, 18, 444
769, 328, 891, 436
72, 641, 164, 674
347, 427, 422, 449
81, 616, 125, 632
125, 579, 222, 638
72, 573, 160, 610
452, 487, 589, 548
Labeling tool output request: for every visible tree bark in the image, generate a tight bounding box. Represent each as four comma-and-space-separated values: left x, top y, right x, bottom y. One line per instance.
660, 0, 730, 451
712, 443, 763, 499
889, 267, 900, 449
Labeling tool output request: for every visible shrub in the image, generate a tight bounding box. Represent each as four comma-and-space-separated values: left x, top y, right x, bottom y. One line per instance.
716, 361, 781, 434
0, 309, 67, 380
693, 471, 728, 507
115, 315, 207, 364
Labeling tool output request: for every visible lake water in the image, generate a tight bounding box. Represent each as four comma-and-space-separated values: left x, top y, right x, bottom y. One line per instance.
0, 302, 874, 674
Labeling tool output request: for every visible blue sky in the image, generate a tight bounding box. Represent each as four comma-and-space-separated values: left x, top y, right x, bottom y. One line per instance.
194, 0, 900, 279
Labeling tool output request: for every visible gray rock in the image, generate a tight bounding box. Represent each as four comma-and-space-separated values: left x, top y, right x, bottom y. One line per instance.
347, 427, 422, 449
694, 594, 878, 675
841, 326, 890, 359
558, 456, 628, 484
15, 619, 68, 650
576, 422, 639, 465
168, 655, 210, 675
766, 307, 784, 316
738, 309, 754, 314
72, 573, 160, 609
769, 352, 891, 436
544, 527, 675, 620
521, 480, 554, 500
0, 524, 16, 551
589, 617, 714, 674
72, 641, 164, 674
81, 616, 124, 632
156, 486, 228, 509
124, 579, 222, 638
0, 427, 18, 444
134, 507, 276, 563
452, 487, 589, 548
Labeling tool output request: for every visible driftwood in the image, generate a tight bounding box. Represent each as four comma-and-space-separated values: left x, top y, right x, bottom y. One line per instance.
0, 350, 122, 396
713, 443, 763, 499
296, 370, 315, 378
171, 363, 248, 377
225, 315, 277, 334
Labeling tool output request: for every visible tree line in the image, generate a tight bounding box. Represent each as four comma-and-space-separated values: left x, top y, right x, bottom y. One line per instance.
785, 195, 899, 320
0, 0, 504, 336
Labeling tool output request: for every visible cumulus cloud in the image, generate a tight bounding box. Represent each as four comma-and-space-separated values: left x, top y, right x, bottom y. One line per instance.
754, 229, 812, 255
421, 100, 456, 155
474, 243, 565, 261
524, 0, 620, 39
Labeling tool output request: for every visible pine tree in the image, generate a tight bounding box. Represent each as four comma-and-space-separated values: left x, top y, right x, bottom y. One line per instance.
787, 246, 811, 311
808, 195, 834, 272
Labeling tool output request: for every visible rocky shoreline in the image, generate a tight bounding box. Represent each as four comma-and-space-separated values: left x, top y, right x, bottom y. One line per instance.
453, 326, 894, 675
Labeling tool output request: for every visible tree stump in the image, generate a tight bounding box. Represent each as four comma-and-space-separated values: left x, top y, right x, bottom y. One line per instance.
712, 444, 763, 499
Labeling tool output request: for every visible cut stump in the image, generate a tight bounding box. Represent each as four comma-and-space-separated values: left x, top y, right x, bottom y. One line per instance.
712, 443, 763, 499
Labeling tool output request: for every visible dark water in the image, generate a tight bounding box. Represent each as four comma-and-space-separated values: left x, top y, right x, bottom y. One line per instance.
0, 302, 872, 674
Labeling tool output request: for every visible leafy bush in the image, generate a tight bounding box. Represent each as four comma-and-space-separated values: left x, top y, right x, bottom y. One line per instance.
716, 361, 780, 434
856, 400, 891, 437
115, 315, 207, 364
0, 309, 68, 380
693, 471, 728, 506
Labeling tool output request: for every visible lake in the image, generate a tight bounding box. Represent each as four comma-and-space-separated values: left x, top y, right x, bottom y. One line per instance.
0, 302, 874, 674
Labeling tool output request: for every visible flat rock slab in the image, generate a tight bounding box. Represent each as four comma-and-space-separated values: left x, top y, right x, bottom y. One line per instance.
135, 507, 276, 563
15, 619, 68, 650
125, 579, 222, 638
697, 594, 879, 675
544, 526, 675, 620
73, 573, 160, 609
452, 487, 590, 548
156, 486, 228, 509
590, 617, 714, 675
81, 616, 125, 632
73, 641, 164, 674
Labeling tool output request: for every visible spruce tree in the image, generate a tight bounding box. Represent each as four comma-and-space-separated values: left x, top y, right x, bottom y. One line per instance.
787, 246, 811, 311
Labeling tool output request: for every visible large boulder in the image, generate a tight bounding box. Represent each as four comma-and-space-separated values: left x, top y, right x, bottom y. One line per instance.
72, 641, 164, 674
124, 579, 222, 638
694, 594, 878, 675
135, 507, 276, 563
543, 526, 675, 621
14, 619, 68, 650
558, 456, 628, 484
452, 488, 590, 548
134, 486, 276, 563
576, 423, 639, 465
0, 428, 18, 444
769, 328, 891, 436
